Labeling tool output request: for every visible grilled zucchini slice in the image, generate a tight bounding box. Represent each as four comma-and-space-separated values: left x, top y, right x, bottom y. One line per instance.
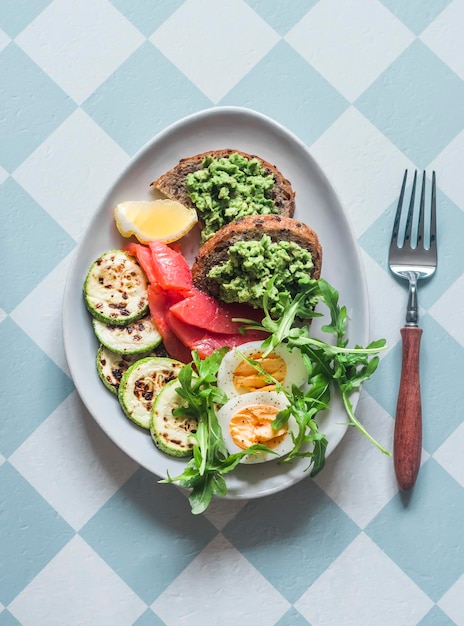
150, 378, 198, 457
97, 345, 138, 394
96, 344, 170, 394
118, 356, 184, 429
84, 250, 148, 325
93, 315, 162, 355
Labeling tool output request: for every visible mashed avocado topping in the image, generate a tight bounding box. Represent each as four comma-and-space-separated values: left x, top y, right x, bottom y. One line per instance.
208, 235, 315, 313
186, 153, 277, 242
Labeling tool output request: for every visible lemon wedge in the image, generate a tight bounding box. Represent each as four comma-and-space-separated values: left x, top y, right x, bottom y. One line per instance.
114, 200, 198, 244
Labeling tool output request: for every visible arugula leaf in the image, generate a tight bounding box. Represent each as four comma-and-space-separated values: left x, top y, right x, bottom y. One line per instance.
238, 277, 390, 456
273, 380, 330, 475
233, 349, 330, 475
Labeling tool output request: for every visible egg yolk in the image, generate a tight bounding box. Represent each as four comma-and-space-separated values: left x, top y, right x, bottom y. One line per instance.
229, 404, 288, 450
233, 352, 287, 394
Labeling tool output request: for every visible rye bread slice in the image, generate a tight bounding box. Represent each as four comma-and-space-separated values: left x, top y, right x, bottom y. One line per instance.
150, 149, 296, 218
191, 214, 322, 299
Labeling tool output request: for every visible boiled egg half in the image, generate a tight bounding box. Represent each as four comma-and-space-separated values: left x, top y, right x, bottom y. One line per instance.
217, 391, 298, 464
217, 340, 307, 400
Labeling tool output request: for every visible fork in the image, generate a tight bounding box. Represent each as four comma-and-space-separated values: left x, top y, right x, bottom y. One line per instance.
388, 170, 437, 491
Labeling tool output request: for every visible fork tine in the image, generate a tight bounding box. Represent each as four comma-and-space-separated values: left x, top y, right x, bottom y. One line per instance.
403, 170, 417, 246
430, 170, 437, 251
417, 171, 426, 248
390, 169, 408, 248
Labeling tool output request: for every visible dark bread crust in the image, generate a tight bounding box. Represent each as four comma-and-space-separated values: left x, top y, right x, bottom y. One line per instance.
150, 149, 296, 218
191, 214, 323, 298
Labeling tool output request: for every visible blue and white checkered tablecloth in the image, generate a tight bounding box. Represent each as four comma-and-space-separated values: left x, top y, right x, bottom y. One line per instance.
1, 1, 464, 625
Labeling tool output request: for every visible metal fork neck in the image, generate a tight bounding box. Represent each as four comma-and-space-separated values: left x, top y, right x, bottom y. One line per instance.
405, 272, 419, 326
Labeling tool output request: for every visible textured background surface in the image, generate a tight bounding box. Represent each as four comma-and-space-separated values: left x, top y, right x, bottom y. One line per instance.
1, 1, 464, 624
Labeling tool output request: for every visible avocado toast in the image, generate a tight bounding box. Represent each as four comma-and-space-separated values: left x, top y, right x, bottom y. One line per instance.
191, 214, 322, 314
151, 149, 296, 243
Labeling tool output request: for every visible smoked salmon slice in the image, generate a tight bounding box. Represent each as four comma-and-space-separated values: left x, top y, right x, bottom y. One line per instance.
166, 311, 267, 358
169, 290, 263, 335
149, 241, 193, 294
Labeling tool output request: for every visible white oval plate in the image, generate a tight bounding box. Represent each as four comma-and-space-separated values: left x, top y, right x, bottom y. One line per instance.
63, 106, 369, 500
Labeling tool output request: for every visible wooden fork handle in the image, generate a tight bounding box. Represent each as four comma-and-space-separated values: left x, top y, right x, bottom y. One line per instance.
394, 326, 423, 491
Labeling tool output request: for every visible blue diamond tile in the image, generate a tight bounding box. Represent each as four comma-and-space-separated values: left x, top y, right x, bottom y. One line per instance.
365, 459, 464, 602
0, 610, 22, 626
0, 0, 52, 38
418, 606, 458, 626
275, 607, 311, 626
81, 468, 218, 604
221, 41, 349, 147
0, 44, 75, 172
0, 178, 76, 312
380, 0, 453, 35
0, 463, 74, 605
356, 41, 464, 168
132, 610, 167, 626
110, 0, 185, 37
360, 186, 464, 310
0, 318, 75, 457
83, 42, 211, 156
365, 314, 464, 454
245, 0, 318, 35
222, 477, 359, 604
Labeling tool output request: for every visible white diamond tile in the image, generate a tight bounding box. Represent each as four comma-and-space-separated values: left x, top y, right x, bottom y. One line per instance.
13, 109, 129, 241
310, 107, 415, 237
429, 274, 464, 347
0, 307, 6, 324
438, 574, 464, 626
9, 391, 138, 531
295, 533, 434, 625
429, 128, 464, 210
8, 535, 147, 626
421, 0, 464, 81
433, 422, 464, 487
285, 0, 413, 102
0, 165, 7, 184
15, 0, 144, 104
11, 254, 73, 374
150, 0, 280, 103
315, 391, 397, 528
152, 534, 290, 626
203, 497, 249, 531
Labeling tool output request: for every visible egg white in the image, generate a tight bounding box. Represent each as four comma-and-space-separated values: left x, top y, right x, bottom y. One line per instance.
217, 391, 298, 464
217, 340, 307, 400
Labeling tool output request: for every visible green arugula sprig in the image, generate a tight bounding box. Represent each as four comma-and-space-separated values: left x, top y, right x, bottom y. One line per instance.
161, 348, 271, 514
235, 350, 330, 475
269, 378, 330, 475
238, 277, 390, 455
